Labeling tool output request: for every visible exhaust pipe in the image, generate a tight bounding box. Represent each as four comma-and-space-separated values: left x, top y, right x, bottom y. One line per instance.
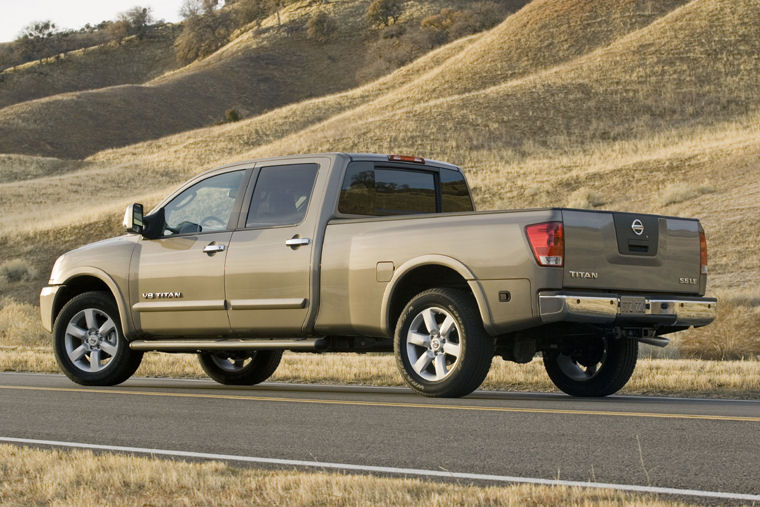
637, 336, 670, 348
129, 338, 327, 352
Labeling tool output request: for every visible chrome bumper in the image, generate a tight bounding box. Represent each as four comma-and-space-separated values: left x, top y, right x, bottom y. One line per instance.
539, 292, 717, 327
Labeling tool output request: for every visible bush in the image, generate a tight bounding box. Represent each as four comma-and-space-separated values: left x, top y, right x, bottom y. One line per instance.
306, 11, 337, 43
367, 0, 403, 27
0, 259, 37, 284
174, 8, 235, 64
0, 298, 49, 346
225, 108, 241, 122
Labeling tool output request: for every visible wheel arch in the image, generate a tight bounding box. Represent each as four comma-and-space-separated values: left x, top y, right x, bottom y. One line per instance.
381, 255, 492, 336
52, 268, 135, 338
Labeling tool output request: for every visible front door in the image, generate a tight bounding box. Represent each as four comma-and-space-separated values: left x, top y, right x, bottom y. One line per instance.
225, 162, 321, 335
133, 169, 247, 336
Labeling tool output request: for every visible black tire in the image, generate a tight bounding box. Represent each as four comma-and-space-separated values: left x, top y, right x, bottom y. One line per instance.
198, 350, 283, 385
394, 288, 493, 398
542, 336, 638, 397
53, 291, 143, 386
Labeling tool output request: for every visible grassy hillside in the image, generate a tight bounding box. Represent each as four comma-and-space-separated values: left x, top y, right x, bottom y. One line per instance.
0, 0, 757, 358
0, 0, 515, 159
0, 26, 180, 110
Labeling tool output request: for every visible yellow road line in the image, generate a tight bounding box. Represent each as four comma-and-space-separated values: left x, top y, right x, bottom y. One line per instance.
1, 384, 758, 422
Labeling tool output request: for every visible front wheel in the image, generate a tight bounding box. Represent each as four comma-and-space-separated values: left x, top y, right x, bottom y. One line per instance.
394, 288, 493, 398
542, 336, 638, 396
198, 350, 283, 385
53, 291, 143, 386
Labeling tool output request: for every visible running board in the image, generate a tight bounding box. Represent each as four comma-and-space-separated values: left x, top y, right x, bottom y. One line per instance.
637, 336, 670, 348
129, 338, 327, 352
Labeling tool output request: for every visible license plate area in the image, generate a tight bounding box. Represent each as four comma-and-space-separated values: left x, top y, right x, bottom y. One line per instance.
620, 296, 647, 314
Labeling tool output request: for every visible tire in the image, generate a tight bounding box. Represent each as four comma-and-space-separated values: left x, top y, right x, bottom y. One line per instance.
542, 336, 638, 397
53, 291, 143, 386
198, 350, 283, 385
394, 288, 493, 398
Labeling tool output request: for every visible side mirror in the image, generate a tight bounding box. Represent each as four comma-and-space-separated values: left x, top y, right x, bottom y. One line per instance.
123, 203, 144, 234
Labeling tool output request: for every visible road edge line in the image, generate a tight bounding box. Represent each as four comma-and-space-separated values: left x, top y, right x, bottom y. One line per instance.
1, 436, 758, 502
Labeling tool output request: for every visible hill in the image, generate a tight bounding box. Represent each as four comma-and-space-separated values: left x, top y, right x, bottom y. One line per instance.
0, 25, 180, 110
0, 0, 521, 159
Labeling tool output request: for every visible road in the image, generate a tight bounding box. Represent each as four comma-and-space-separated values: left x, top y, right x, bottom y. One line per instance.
1, 372, 759, 501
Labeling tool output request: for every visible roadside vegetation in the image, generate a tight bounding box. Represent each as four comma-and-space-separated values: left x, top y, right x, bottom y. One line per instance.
0, 444, 683, 506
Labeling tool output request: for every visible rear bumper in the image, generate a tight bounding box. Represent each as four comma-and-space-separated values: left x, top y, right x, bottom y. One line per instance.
539, 291, 716, 327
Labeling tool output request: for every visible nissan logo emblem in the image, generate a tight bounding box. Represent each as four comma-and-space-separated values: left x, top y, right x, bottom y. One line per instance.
631, 219, 644, 236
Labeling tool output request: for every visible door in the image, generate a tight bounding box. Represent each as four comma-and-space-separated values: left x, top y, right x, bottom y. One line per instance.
133, 169, 247, 335
225, 163, 320, 335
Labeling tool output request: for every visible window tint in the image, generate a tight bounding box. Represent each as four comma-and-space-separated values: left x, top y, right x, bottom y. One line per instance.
246, 164, 318, 227
375, 169, 435, 215
163, 170, 244, 236
440, 168, 474, 212
339, 162, 375, 215
339, 163, 439, 216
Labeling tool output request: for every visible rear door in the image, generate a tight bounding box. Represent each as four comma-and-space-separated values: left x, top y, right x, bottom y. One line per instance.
562, 210, 702, 294
224, 161, 323, 335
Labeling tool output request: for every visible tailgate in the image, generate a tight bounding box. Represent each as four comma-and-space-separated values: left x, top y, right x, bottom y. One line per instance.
562, 210, 703, 295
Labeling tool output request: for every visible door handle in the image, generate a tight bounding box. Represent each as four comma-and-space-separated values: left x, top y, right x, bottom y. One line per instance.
203, 243, 226, 254
285, 237, 311, 247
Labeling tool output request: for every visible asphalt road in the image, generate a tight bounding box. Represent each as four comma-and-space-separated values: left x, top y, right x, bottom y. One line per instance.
1, 372, 759, 500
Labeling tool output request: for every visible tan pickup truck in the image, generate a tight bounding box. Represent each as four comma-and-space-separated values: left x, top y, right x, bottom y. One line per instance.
41, 153, 716, 397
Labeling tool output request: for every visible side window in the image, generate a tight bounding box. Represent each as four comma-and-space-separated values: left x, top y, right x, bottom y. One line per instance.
246, 164, 318, 228
163, 170, 244, 236
339, 163, 439, 216
440, 168, 474, 212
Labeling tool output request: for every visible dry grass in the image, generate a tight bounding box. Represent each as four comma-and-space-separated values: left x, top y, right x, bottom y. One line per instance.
0, 260, 37, 285
660, 182, 715, 206
0, 27, 180, 110
0, 0, 497, 160
0, 445, 676, 507
2, 346, 759, 399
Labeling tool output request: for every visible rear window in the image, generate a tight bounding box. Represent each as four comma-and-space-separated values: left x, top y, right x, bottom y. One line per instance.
339, 162, 472, 216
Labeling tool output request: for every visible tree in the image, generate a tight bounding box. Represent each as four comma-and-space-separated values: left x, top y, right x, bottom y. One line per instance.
180, 0, 219, 18
108, 6, 154, 41
174, 7, 235, 63
16, 20, 58, 63
367, 0, 403, 27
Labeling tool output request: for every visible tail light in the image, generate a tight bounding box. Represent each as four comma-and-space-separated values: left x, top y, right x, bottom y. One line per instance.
699, 229, 708, 274
526, 222, 564, 267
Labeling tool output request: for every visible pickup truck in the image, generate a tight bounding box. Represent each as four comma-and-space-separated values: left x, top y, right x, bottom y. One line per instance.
41, 153, 716, 397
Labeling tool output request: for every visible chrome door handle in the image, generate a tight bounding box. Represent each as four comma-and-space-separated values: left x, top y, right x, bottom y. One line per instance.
203, 243, 226, 253
285, 238, 311, 247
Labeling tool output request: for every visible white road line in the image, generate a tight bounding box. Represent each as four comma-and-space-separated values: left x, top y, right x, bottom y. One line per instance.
1, 437, 758, 502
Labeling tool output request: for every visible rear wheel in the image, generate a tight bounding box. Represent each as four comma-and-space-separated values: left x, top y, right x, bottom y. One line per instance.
198, 350, 282, 385
394, 288, 493, 398
53, 291, 143, 386
543, 336, 637, 396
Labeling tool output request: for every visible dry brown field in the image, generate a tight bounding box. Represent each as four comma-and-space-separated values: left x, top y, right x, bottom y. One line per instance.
0, 444, 684, 507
